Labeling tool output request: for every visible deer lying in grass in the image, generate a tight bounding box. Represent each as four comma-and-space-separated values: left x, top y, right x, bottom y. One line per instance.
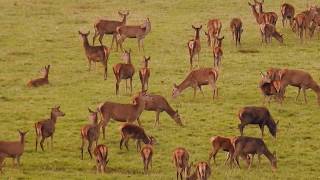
259, 72, 282, 103
172, 147, 192, 180
208, 136, 237, 166
259, 23, 283, 44
93, 144, 109, 173
172, 68, 219, 100
97, 91, 151, 139
116, 18, 151, 52
213, 36, 224, 67
93, 11, 129, 50
233, 136, 277, 171
186, 162, 211, 180
238, 106, 278, 138
0, 130, 28, 171
79, 31, 110, 80
281, 3, 295, 27
205, 19, 222, 47
143, 94, 183, 127
139, 56, 151, 91
230, 18, 243, 46
113, 49, 135, 95
35, 106, 65, 151
253, 0, 278, 25
140, 144, 153, 174
187, 25, 202, 70
27, 65, 50, 87
80, 108, 101, 160
119, 123, 156, 151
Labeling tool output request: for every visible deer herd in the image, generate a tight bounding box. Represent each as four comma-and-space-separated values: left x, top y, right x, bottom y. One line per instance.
1, 1, 320, 179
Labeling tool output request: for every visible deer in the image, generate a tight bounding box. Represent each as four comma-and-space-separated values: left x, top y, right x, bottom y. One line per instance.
233, 136, 277, 171
230, 18, 243, 46
238, 106, 279, 138
172, 68, 219, 100
172, 147, 192, 180
213, 36, 224, 67
259, 23, 284, 43
259, 72, 283, 104
292, 13, 308, 41
140, 144, 153, 174
187, 25, 202, 70
93, 144, 109, 173
79, 31, 110, 80
143, 94, 183, 127
205, 19, 222, 47
309, 14, 320, 38
208, 136, 238, 166
186, 162, 211, 180
253, 0, 278, 25
139, 56, 151, 91
119, 123, 156, 151
113, 49, 135, 95
97, 91, 151, 139
92, 11, 129, 51
116, 18, 151, 52
35, 106, 65, 151
280, 3, 295, 27
80, 108, 102, 160
27, 65, 50, 87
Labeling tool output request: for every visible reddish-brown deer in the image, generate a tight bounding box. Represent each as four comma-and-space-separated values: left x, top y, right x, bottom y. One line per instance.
309, 14, 320, 38
172, 147, 192, 180
186, 162, 211, 180
139, 56, 151, 91
230, 18, 243, 46
205, 19, 222, 47
281, 3, 295, 27
213, 36, 224, 67
208, 136, 237, 166
259, 72, 282, 103
292, 13, 307, 41
93, 144, 109, 173
253, 0, 278, 25
79, 31, 110, 80
27, 65, 50, 87
259, 24, 284, 43
140, 144, 153, 174
35, 106, 65, 151
187, 25, 202, 70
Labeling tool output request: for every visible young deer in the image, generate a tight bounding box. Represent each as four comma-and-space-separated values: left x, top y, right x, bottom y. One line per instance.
213, 36, 224, 67
230, 18, 243, 46
113, 49, 135, 95
80, 108, 101, 160
253, 0, 278, 25
35, 106, 65, 151
119, 123, 156, 151
140, 144, 153, 174
208, 136, 237, 166
259, 24, 284, 43
93, 144, 109, 173
205, 19, 222, 47
27, 65, 50, 87
259, 73, 282, 104
139, 56, 151, 91
280, 3, 295, 27
79, 31, 110, 80
116, 18, 151, 52
187, 25, 202, 70
172, 147, 192, 180
172, 68, 219, 100
186, 162, 211, 180
97, 91, 151, 139
92, 11, 129, 50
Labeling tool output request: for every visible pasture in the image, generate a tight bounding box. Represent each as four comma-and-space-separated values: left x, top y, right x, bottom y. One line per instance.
1, 0, 320, 179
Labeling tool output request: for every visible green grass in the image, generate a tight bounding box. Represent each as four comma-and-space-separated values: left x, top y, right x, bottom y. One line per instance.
1, 0, 320, 179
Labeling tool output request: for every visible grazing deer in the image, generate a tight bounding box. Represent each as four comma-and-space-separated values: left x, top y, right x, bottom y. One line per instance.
186, 162, 211, 180
230, 18, 243, 46
144, 94, 183, 127
92, 11, 129, 50
253, 0, 278, 25
259, 24, 284, 43
140, 144, 153, 174
97, 91, 151, 139
238, 106, 278, 138
205, 19, 222, 47
27, 65, 50, 87
139, 56, 151, 91
0, 130, 28, 169
80, 108, 102, 160
172, 68, 219, 100
93, 144, 109, 173
233, 136, 277, 171
208, 136, 237, 166
187, 25, 202, 70
79, 31, 110, 80
280, 3, 295, 27
119, 123, 156, 151
172, 147, 192, 180
116, 18, 151, 52
35, 106, 65, 151
259, 72, 282, 104
113, 49, 135, 95
213, 36, 224, 67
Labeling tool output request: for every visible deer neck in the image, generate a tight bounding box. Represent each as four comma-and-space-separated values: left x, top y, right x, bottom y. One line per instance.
20, 136, 25, 145
195, 31, 200, 40
164, 103, 176, 118
250, 6, 261, 23
177, 76, 193, 93
263, 148, 276, 164
122, 15, 127, 25
82, 36, 90, 49
310, 81, 320, 93
142, 135, 151, 144
134, 98, 147, 116
144, 21, 151, 34
50, 112, 58, 124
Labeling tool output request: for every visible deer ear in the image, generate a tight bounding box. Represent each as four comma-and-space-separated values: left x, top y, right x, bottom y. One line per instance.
221, 36, 225, 39
276, 120, 279, 125
147, 56, 151, 60
173, 83, 178, 88
87, 31, 90, 35
199, 25, 202, 29
192, 25, 196, 29
17, 129, 22, 134
88, 108, 94, 113
260, 71, 265, 77
78, 31, 81, 35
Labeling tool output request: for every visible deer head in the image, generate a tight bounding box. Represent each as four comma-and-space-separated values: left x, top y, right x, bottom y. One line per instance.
215, 36, 224, 47
122, 49, 131, 63
51, 106, 66, 117
88, 108, 98, 124
260, 71, 272, 83
173, 110, 183, 126
17, 129, 28, 143
172, 83, 180, 99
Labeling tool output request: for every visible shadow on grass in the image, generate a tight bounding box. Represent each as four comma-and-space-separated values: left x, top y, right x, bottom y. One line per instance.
238, 49, 260, 54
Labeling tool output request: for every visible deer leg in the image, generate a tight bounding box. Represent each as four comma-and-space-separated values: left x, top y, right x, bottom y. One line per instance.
116, 79, 121, 95
120, 137, 124, 150
81, 138, 85, 160
136, 140, 141, 152
125, 80, 128, 93
137, 117, 142, 126
92, 31, 98, 45
208, 148, 218, 165
88, 140, 93, 159
16, 156, 20, 167
98, 34, 104, 46
40, 137, 45, 151
51, 135, 54, 150
125, 138, 129, 151
197, 53, 200, 67
154, 110, 160, 128
111, 34, 116, 50
138, 39, 141, 52
296, 87, 301, 101
238, 123, 245, 136
35, 136, 39, 152
259, 124, 265, 137
141, 39, 145, 52
199, 85, 204, 96
102, 118, 109, 140
130, 78, 133, 94
193, 87, 197, 98
302, 87, 307, 103
88, 60, 92, 71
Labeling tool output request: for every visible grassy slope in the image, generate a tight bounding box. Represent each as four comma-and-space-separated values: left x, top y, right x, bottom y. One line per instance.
0, 0, 320, 179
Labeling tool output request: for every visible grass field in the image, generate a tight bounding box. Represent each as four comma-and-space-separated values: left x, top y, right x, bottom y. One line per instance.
1, 0, 320, 179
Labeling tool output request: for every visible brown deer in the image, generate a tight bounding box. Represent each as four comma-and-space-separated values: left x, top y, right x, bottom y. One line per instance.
230, 18, 243, 46
253, 0, 278, 25
292, 13, 307, 41
248, 2, 267, 25
187, 25, 202, 70
79, 31, 110, 80
92, 11, 129, 50
139, 56, 151, 91
280, 3, 295, 27
233, 136, 277, 171
80, 108, 101, 160
143, 94, 183, 127
205, 19, 222, 47
93, 144, 109, 173
259, 72, 282, 103
113, 49, 135, 95
172, 68, 219, 100
119, 123, 156, 151
172, 147, 192, 180
259, 24, 284, 43
116, 18, 151, 52
27, 65, 50, 87
186, 162, 211, 180
309, 14, 320, 38
140, 144, 153, 174
213, 36, 224, 67
35, 106, 65, 151
208, 136, 238, 166
97, 91, 151, 139
238, 106, 278, 138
